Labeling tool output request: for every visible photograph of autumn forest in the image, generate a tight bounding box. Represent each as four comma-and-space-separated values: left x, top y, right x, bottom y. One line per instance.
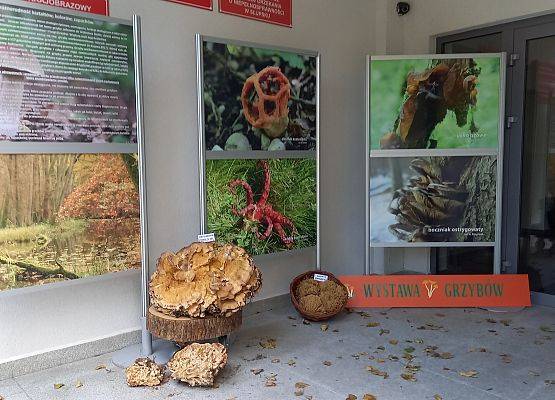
202, 41, 317, 152
0, 153, 141, 291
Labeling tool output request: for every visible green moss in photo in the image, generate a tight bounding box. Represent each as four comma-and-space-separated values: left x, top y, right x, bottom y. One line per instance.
370, 57, 500, 150
206, 158, 317, 256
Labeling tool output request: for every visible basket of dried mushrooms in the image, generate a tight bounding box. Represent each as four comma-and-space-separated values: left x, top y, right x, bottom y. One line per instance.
290, 270, 349, 321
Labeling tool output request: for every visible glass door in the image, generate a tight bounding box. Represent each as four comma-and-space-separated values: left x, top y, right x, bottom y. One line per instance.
437, 17, 555, 306
513, 24, 555, 305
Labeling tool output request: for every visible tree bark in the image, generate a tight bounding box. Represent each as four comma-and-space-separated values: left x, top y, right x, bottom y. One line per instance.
147, 306, 242, 346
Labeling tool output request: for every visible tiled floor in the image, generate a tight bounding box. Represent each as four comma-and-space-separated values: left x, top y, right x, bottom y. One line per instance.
1, 304, 554, 399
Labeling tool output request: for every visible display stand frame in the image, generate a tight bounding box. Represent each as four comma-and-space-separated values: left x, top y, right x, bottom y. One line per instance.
365, 53, 507, 275
195, 34, 321, 268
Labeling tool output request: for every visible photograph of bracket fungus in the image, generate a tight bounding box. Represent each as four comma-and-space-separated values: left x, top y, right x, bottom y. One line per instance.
202, 40, 317, 152
370, 56, 501, 150
370, 156, 497, 244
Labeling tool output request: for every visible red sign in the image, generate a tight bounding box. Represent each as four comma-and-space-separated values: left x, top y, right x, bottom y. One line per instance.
23, 0, 109, 15
164, 0, 213, 10
219, 0, 292, 27
339, 275, 531, 308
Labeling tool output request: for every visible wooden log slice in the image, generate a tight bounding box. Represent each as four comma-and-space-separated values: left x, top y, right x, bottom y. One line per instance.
147, 306, 242, 345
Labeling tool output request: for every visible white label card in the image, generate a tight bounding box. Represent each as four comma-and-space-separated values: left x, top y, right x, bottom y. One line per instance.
313, 273, 329, 282
198, 233, 216, 243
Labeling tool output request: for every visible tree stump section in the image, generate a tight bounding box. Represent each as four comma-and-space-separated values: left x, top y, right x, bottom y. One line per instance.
147, 306, 242, 345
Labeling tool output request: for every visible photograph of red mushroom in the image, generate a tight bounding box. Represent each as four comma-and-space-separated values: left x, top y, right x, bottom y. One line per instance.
201, 40, 317, 151
0, 3, 136, 143
370, 155, 497, 244
370, 55, 502, 150
0, 153, 141, 291
206, 158, 317, 255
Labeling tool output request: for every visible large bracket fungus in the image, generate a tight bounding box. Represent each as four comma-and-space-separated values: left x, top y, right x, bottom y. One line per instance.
167, 343, 228, 387
149, 242, 262, 318
241, 66, 291, 138
125, 358, 165, 387
381, 59, 480, 149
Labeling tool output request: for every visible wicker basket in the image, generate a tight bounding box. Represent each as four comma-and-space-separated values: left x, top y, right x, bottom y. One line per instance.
290, 270, 348, 322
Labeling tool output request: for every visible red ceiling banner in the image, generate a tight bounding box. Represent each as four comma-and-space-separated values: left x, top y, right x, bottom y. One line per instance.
164, 0, 213, 10
339, 275, 531, 308
219, 0, 292, 27
23, 0, 109, 15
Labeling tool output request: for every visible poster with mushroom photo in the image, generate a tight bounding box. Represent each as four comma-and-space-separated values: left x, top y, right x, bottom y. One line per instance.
0, 153, 141, 291
205, 158, 317, 256
0, 3, 136, 143
370, 55, 502, 150
370, 156, 497, 244
201, 40, 317, 152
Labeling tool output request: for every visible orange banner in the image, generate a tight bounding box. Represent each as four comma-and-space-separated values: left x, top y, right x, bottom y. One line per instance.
339, 275, 531, 308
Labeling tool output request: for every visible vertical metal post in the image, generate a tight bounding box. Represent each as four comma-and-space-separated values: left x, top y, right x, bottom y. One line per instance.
316, 54, 321, 270
133, 14, 152, 356
196, 34, 207, 235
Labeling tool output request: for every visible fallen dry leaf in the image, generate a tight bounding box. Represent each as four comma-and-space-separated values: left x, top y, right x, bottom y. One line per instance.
379, 329, 390, 336
389, 339, 398, 345
500, 354, 512, 364
545, 380, 555, 386
367, 322, 380, 328
323, 361, 332, 366
265, 374, 277, 387
294, 381, 309, 396
529, 371, 540, 377
287, 359, 296, 366
271, 358, 280, 363
321, 324, 329, 332
251, 369, 264, 375
75, 380, 83, 388
259, 339, 277, 349
346, 395, 357, 400
367, 365, 389, 379
434, 395, 443, 400
459, 370, 479, 378
401, 373, 417, 382
54, 383, 64, 390
540, 325, 554, 333
363, 395, 377, 400
95, 364, 106, 370
302, 319, 311, 325
404, 347, 415, 354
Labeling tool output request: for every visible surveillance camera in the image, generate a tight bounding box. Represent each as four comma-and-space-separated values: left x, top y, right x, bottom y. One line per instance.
396, 2, 410, 16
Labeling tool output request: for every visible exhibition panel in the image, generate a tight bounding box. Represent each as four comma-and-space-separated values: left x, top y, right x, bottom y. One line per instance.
0, 1, 147, 293
197, 35, 319, 258
366, 54, 506, 272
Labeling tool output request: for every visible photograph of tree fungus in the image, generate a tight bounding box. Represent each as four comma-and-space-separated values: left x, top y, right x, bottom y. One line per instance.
0, 154, 141, 291
202, 40, 317, 152
206, 158, 317, 255
370, 156, 497, 244
370, 56, 501, 150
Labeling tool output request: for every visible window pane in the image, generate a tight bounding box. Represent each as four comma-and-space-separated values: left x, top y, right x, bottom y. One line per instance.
518, 36, 555, 295
437, 32, 501, 275
443, 33, 503, 54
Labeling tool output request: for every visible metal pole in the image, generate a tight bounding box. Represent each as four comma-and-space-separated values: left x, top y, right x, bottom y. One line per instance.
133, 14, 152, 357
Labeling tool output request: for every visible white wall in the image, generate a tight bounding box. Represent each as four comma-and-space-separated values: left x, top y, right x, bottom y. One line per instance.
0, 0, 373, 363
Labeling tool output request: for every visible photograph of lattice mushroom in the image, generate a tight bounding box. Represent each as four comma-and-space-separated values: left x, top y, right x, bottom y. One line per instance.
201, 40, 317, 151
206, 158, 317, 255
370, 156, 497, 243
370, 56, 501, 150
